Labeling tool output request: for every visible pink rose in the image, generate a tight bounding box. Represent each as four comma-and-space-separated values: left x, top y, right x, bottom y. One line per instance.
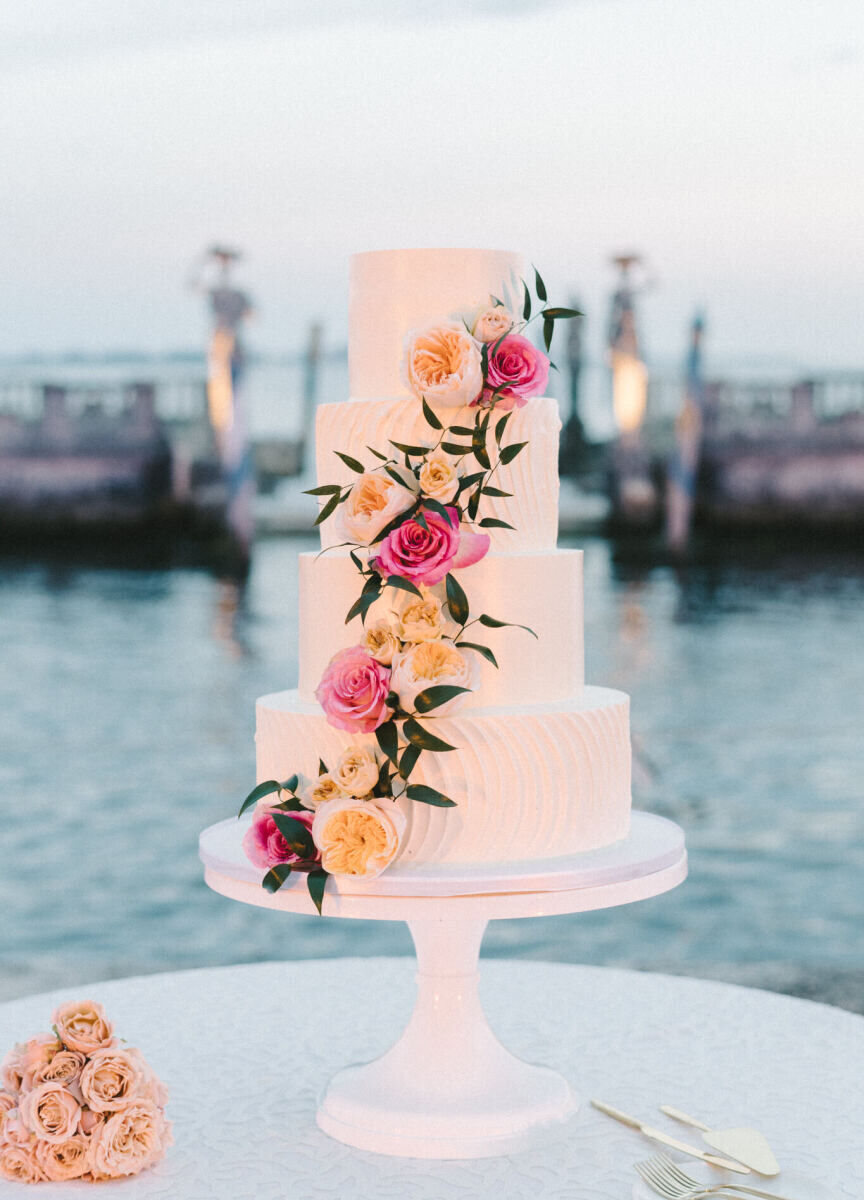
32, 1049, 85, 1089
52, 1001, 115, 1055
80, 1047, 144, 1113
19, 1081, 81, 1144
0, 1139, 45, 1183
479, 332, 550, 410
315, 646, 393, 733
242, 807, 320, 872
373, 507, 489, 587
89, 1100, 170, 1179
35, 1134, 92, 1181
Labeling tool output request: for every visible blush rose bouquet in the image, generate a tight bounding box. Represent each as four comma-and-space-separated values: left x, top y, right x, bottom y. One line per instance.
0, 1001, 171, 1184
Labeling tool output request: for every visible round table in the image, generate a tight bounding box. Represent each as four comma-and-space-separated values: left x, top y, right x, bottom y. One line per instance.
0, 961, 861, 1200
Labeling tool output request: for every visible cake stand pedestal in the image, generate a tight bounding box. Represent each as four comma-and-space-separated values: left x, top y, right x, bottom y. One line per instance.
199, 811, 686, 1160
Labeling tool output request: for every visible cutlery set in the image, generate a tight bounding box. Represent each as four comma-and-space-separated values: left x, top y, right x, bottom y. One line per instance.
590, 1099, 801, 1199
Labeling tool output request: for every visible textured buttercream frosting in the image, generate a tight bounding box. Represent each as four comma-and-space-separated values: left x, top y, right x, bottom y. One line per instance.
256, 689, 632, 865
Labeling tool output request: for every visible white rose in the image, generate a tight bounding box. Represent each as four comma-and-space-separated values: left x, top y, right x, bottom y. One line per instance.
401, 322, 483, 408
312, 796, 406, 879
395, 592, 446, 643
472, 305, 514, 343
361, 619, 402, 666
337, 472, 415, 545
418, 450, 460, 504
332, 746, 380, 797
390, 640, 480, 716
300, 773, 343, 810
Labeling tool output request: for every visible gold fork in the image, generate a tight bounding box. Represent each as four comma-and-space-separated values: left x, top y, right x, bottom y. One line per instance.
635, 1153, 800, 1200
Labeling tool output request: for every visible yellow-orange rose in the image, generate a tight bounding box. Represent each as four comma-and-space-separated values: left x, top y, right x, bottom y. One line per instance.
312, 797, 405, 879
18, 1081, 81, 1144
35, 1134, 92, 1181
472, 305, 514, 343
418, 450, 460, 504
361, 619, 402, 666
338, 472, 415, 544
402, 322, 483, 408
391, 640, 480, 715
52, 1001, 114, 1055
332, 746, 379, 797
300, 773, 343, 810
0, 1139, 44, 1184
32, 1049, 85, 1088
80, 1048, 143, 1113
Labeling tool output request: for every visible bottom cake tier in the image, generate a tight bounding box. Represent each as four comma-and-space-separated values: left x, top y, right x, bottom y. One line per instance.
256, 687, 632, 867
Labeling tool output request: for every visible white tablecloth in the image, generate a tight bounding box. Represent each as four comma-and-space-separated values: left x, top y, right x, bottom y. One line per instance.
0, 960, 861, 1199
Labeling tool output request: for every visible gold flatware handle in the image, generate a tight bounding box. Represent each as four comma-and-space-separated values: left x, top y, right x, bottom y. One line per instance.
693, 1186, 800, 1200
661, 1104, 712, 1132
590, 1101, 750, 1174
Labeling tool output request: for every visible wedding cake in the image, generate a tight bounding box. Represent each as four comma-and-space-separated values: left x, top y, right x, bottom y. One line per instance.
243, 249, 632, 898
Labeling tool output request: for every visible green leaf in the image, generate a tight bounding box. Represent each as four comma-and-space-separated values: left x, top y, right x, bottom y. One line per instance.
362, 572, 382, 596
335, 451, 365, 473
447, 425, 475, 436
406, 784, 457, 808
478, 613, 538, 638
377, 758, 393, 795
414, 511, 429, 532
499, 441, 528, 465
541, 306, 582, 318
385, 574, 424, 598
303, 483, 341, 497
271, 794, 306, 812
398, 742, 421, 779
421, 497, 452, 523
533, 266, 547, 302
421, 397, 443, 430
313, 491, 341, 526
479, 517, 515, 530
345, 588, 381, 625
480, 485, 512, 498
459, 470, 485, 490
491, 294, 505, 307
445, 572, 469, 625
522, 280, 531, 321
494, 413, 511, 445
441, 441, 474, 456
472, 430, 491, 470
413, 684, 471, 713
238, 778, 282, 818
318, 758, 328, 776
349, 549, 363, 572
384, 464, 416, 490
306, 869, 328, 915
467, 487, 481, 522
543, 315, 554, 353
390, 440, 429, 457
262, 864, 293, 893
367, 445, 388, 462
272, 813, 316, 856
456, 640, 499, 668
403, 717, 458, 752
282, 774, 299, 794
369, 500, 420, 546
375, 719, 400, 766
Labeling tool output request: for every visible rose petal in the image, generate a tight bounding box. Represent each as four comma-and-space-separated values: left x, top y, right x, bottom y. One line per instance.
452, 530, 490, 571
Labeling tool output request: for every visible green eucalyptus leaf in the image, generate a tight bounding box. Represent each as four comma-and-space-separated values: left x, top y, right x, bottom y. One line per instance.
318, 758, 328, 776
414, 511, 429, 532
478, 613, 538, 638
384, 464, 416, 490
377, 759, 393, 795
403, 718, 458, 752
421, 497, 452, 522
491, 294, 505, 307
542, 306, 583, 318
390, 440, 429, 456
375, 719, 400, 765
533, 266, 547, 302
303, 484, 341, 497
406, 784, 457, 808
238, 778, 282, 818
441, 441, 474, 456
349, 549, 363, 572
499, 441, 528, 465
494, 414, 511, 445
479, 517, 515, 530
262, 864, 293, 893
467, 487, 481, 522
272, 795, 305, 812
370, 501, 420, 546
314, 491, 341, 526
456, 640, 499, 668
543, 315, 554, 353
272, 813, 316, 855
413, 684, 471, 714
362, 572, 382, 596
480, 485, 512, 498
345, 588, 381, 625
306, 869, 328, 915
445, 572, 469, 625
447, 425, 475, 436
472, 432, 492, 470
460, 470, 485, 490
522, 281, 531, 321
282, 774, 299, 794
398, 741, 421, 779
335, 451, 365, 473
367, 445, 389, 462
385, 575, 423, 598
421, 397, 443, 430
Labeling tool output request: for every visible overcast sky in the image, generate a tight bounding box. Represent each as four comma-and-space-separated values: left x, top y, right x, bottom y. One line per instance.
1, 0, 861, 369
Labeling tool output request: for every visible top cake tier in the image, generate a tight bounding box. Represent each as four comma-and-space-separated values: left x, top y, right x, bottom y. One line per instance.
349, 248, 527, 397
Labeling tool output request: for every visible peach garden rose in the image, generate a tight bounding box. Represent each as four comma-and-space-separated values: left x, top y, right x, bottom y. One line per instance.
417, 449, 460, 504
332, 745, 380, 797
0, 1139, 45, 1184
300, 772, 343, 810
31, 1048, 85, 1088
402, 322, 483, 408
52, 1000, 114, 1055
361, 619, 402, 666
18, 1080, 81, 1144
89, 1100, 171, 1179
312, 796, 406, 879
390, 640, 480, 716
337, 471, 415, 545
472, 304, 514, 343
35, 1134, 92, 1182
80, 1046, 143, 1113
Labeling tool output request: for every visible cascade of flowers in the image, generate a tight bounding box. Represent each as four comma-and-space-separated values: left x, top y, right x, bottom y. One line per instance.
0, 1001, 171, 1185
238, 270, 580, 911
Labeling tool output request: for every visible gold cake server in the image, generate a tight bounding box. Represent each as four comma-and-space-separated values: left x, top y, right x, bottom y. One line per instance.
660, 1106, 781, 1177
590, 1100, 751, 1173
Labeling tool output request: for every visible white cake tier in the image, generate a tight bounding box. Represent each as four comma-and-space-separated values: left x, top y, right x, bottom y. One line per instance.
315, 396, 561, 553
349, 248, 526, 398
256, 688, 632, 865
298, 549, 584, 710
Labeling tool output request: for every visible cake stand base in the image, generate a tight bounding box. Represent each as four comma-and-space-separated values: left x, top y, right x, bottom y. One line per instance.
200, 811, 686, 1159
316, 916, 578, 1158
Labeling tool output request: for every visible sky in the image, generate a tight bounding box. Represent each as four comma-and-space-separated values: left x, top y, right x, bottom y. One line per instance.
1, 0, 862, 371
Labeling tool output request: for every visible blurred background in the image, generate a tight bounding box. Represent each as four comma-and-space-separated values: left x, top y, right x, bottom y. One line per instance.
1, 1, 862, 1010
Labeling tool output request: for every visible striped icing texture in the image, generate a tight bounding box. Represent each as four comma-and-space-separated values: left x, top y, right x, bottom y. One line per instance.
256, 688, 632, 865
315, 396, 561, 552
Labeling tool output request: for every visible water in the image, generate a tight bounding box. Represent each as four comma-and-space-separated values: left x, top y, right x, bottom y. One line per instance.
1, 536, 862, 1009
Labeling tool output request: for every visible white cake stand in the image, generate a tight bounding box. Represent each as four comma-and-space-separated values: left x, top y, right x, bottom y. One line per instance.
199, 811, 686, 1160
